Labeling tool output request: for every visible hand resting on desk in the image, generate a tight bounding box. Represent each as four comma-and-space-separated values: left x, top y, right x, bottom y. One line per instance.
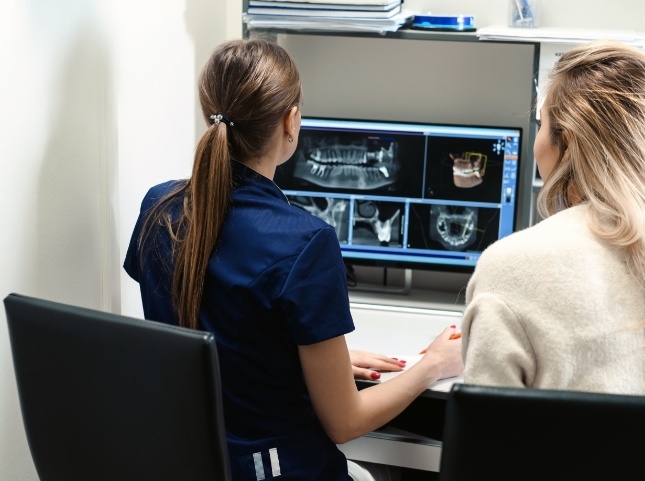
349, 350, 406, 380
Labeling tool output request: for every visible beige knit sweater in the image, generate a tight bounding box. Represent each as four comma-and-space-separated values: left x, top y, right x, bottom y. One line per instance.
462, 204, 645, 394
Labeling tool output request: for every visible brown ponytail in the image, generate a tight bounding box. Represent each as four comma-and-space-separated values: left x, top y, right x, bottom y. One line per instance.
173, 123, 232, 328
140, 37, 302, 328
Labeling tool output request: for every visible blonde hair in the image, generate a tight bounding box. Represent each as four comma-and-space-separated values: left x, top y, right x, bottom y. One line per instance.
141, 37, 302, 328
537, 40, 645, 289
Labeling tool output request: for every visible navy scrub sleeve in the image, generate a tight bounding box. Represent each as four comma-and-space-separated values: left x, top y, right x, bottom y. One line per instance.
123, 180, 184, 325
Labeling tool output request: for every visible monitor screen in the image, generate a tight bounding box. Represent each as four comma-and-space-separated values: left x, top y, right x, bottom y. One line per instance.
274, 117, 522, 272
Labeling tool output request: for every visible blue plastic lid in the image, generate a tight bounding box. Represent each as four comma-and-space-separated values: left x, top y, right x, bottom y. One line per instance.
412, 14, 476, 31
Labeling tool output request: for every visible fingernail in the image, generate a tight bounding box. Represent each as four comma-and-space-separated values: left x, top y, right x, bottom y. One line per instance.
450, 325, 456, 328
371, 372, 381, 380
400, 360, 407, 364
391, 357, 398, 360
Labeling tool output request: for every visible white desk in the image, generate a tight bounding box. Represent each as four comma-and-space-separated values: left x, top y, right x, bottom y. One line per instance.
341, 294, 465, 473
347, 301, 463, 355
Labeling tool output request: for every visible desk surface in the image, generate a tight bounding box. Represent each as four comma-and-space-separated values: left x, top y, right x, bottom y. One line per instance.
341, 297, 463, 472
347, 301, 463, 356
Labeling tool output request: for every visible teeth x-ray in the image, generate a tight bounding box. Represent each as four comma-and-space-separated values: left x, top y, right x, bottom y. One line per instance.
407, 203, 501, 253
292, 132, 400, 191
352, 200, 403, 247
287, 196, 350, 243
274, 117, 522, 271
429, 205, 477, 250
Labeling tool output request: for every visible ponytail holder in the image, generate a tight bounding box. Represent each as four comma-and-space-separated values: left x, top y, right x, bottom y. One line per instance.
210, 112, 234, 127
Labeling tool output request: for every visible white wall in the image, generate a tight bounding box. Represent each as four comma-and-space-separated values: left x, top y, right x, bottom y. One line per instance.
0, 0, 240, 479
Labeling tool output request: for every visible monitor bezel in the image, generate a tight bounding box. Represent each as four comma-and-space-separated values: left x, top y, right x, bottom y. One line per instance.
277, 116, 523, 274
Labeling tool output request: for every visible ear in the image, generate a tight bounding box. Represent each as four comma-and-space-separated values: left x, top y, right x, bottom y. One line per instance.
283, 106, 299, 138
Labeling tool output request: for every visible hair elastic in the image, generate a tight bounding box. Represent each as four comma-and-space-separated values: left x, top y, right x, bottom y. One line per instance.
210, 112, 234, 127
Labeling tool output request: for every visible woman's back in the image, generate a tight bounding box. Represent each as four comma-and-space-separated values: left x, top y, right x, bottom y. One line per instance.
463, 204, 645, 393
202, 161, 354, 438
125, 161, 355, 479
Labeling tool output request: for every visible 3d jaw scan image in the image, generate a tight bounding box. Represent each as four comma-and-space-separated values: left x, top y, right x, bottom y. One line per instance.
352, 200, 403, 247
450, 152, 487, 188
292, 131, 400, 191
425, 135, 504, 204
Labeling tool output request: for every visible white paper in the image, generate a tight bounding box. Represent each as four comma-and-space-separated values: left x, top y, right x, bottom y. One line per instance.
477, 25, 645, 47
377, 354, 464, 392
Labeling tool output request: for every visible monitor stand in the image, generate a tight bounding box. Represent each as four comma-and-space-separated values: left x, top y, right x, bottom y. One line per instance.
348, 268, 412, 296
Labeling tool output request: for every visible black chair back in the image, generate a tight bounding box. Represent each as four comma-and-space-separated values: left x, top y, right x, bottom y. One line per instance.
4, 293, 232, 481
439, 383, 645, 481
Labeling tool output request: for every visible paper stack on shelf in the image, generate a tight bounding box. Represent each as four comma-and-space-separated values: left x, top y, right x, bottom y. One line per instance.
244, 0, 413, 34
477, 25, 645, 46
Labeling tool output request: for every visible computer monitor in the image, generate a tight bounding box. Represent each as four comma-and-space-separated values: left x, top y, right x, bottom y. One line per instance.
274, 117, 522, 272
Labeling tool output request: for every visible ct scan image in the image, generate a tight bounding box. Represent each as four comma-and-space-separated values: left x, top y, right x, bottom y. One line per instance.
424, 135, 506, 203
287, 195, 350, 243
407, 203, 500, 252
275, 128, 426, 197
351, 200, 404, 247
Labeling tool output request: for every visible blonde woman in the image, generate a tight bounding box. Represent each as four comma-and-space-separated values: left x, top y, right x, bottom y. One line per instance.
462, 40, 645, 394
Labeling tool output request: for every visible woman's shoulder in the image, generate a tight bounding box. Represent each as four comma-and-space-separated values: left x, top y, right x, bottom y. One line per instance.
140, 180, 186, 211
473, 205, 592, 283
486, 205, 589, 256
278, 204, 339, 250
145, 179, 185, 200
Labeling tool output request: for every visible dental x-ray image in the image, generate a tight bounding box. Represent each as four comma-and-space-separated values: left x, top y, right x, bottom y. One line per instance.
430, 205, 477, 250
295, 131, 398, 190
273, 117, 522, 272
407, 203, 500, 252
351, 200, 403, 247
425, 135, 505, 203
450, 151, 487, 188
275, 128, 426, 197
287, 195, 350, 243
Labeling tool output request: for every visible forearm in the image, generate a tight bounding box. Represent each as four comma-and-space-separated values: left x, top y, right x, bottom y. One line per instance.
349, 359, 441, 436
299, 336, 452, 444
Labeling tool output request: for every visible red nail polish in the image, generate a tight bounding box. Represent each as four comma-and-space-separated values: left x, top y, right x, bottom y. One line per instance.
371, 372, 381, 380
400, 360, 407, 364
391, 358, 398, 361
450, 325, 456, 329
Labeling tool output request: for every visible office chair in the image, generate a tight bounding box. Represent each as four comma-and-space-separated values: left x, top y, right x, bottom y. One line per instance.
4, 293, 232, 481
438, 383, 645, 481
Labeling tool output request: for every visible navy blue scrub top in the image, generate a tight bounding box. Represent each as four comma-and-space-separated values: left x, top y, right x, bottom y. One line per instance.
124, 161, 355, 480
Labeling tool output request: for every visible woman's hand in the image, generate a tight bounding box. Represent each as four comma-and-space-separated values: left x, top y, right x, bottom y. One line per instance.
417, 326, 464, 381
349, 350, 406, 380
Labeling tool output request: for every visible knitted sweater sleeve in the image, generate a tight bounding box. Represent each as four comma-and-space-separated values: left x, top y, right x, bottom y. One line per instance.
462, 290, 536, 387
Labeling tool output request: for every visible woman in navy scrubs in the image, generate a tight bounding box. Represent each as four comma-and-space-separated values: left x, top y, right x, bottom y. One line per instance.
124, 37, 463, 480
